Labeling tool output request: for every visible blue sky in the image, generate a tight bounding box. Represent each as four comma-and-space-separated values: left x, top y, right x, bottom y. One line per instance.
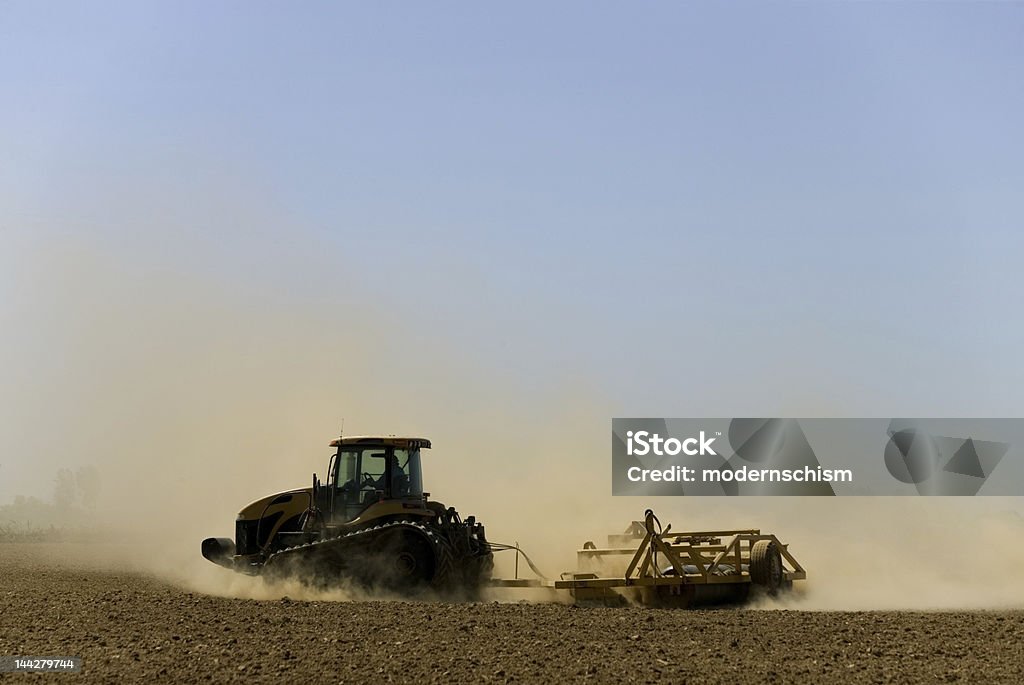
2, 3, 1024, 501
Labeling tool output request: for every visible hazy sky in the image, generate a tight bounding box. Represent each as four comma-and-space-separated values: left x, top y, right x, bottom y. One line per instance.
2, 3, 1023, 501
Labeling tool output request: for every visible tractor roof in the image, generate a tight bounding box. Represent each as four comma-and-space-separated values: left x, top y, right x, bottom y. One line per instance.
329, 436, 432, 449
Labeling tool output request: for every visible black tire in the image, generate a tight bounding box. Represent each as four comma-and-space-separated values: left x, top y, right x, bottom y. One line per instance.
749, 540, 783, 594
431, 533, 457, 591
429, 530, 494, 599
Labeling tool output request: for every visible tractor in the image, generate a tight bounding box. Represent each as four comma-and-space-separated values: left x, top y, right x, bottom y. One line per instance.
202, 436, 493, 595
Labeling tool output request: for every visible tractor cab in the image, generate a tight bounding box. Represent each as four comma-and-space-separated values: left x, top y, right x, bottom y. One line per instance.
325, 436, 429, 523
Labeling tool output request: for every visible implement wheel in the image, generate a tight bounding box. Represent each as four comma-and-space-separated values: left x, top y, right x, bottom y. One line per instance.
750, 540, 783, 594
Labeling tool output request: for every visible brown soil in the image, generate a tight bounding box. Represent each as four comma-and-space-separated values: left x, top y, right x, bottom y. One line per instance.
2, 544, 1023, 684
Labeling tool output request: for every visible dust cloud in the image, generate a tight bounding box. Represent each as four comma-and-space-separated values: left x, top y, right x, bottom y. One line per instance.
2, 237, 625, 601
4, 238, 1024, 610
743, 498, 1024, 611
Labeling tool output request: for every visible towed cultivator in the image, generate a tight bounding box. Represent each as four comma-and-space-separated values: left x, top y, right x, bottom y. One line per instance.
492, 509, 806, 607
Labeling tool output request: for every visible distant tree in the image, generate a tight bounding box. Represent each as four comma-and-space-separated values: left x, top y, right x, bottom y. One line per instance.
53, 468, 77, 510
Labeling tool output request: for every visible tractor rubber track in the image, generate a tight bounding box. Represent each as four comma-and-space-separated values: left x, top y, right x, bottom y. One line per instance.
261, 519, 488, 596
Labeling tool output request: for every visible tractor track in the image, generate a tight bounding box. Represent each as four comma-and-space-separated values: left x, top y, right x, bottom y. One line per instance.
261, 519, 488, 595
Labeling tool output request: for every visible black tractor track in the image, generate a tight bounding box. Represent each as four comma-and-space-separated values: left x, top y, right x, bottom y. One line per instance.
261, 519, 491, 598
